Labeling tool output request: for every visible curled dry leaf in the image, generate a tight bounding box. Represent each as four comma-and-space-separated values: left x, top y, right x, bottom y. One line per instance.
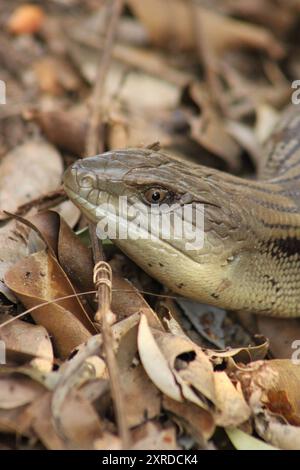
138, 314, 251, 428
0, 140, 63, 220
4, 250, 94, 359
138, 314, 215, 408
138, 314, 182, 402
151, 328, 216, 409
206, 335, 269, 367
27, 210, 95, 304
52, 200, 80, 230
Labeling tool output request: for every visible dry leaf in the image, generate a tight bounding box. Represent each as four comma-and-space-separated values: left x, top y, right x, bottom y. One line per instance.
28, 107, 88, 155
26, 390, 103, 450
236, 359, 300, 449
0, 375, 44, 409
213, 371, 250, 427
0, 140, 63, 219
0, 316, 53, 370
0, 220, 29, 285
138, 314, 182, 402
163, 396, 215, 444
121, 364, 161, 427
4, 250, 94, 359
138, 314, 217, 409
206, 336, 269, 367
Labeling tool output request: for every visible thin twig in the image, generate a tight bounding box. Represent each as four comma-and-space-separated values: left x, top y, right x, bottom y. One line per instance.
85, 0, 124, 156
190, 1, 226, 113
93, 258, 131, 449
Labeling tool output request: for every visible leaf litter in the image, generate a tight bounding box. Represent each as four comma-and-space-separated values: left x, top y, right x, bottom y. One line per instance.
0, 0, 300, 450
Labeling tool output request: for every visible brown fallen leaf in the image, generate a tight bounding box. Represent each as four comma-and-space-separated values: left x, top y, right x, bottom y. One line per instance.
138, 314, 251, 428
115, 312, 161, 428
0, 140, 63, 220
0, 219, 29, 286
26, 107, 88, 155
4, 250, 95, 359
0, 315, 53, 370
163, 396, 215, 444
121, 364, 161, 428
0, 375, 45, 410
27, 211, 95, 305
138, 314, 216, 407
25, 390, 103, 450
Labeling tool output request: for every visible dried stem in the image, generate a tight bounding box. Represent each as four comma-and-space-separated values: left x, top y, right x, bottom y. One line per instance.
190, 1, 226, 113
85, 0, 124, 156
92, 255, 131, 449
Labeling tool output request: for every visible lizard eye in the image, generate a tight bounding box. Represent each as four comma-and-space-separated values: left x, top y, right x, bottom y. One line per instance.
144, 187, 169, 204
79, 174, 96, 188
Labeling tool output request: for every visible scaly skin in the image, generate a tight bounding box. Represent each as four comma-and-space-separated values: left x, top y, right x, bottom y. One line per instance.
64, 105, 300, 317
